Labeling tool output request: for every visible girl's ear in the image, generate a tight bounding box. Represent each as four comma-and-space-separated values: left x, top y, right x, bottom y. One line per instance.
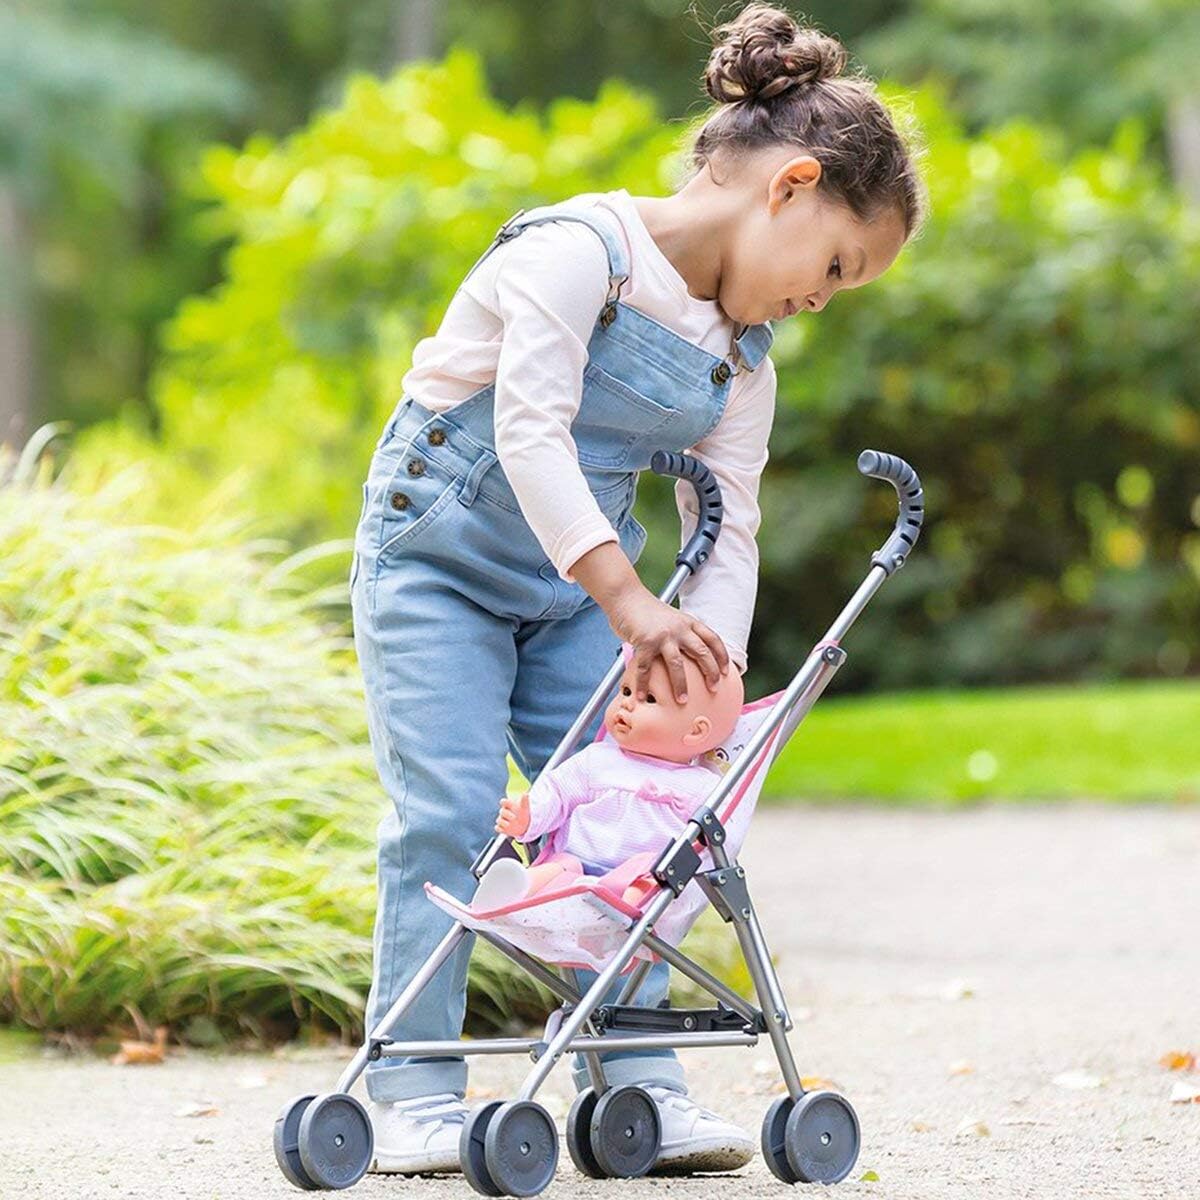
768, 154, 823, 214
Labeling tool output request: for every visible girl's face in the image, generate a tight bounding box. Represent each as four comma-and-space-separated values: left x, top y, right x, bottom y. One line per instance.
720, 152, 908, 327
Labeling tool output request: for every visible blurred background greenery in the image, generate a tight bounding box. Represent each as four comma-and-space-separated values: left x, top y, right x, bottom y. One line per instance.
2, 0, 1198, 1042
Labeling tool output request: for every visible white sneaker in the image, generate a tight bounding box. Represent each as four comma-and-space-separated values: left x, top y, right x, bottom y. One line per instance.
366, 1093, 468, 1175
643, 1084, 755, 1175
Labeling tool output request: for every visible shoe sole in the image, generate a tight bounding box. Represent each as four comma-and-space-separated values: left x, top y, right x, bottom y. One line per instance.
650, 1140, 755, 1175
367, 1151, 463, 1176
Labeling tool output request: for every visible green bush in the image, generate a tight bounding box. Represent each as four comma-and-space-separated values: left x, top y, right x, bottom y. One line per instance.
754, 97, 1200, 692
72, 52, 1200, 694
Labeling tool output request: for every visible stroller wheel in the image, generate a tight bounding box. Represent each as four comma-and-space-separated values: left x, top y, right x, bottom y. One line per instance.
783, 1091, 860, 1184
460, 1102, 505, 1197
761, 1097, 799, 1184
565, 1088, 606, 1178
274, 1094, 321, 1190
590, 1085, 661, 1179
294, 1092, 373, 1190
483, 1101, 559, 1196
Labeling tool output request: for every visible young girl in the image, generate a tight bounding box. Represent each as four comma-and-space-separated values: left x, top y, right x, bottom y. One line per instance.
350, 1, 924, 1178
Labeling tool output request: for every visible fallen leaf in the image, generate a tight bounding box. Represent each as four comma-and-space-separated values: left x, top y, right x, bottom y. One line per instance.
941, 978, 976, 1001
1053, 1070, 1103, 1090
174, 1101, 220, 1118
909, 1118, 934, 1133
860, 1170, 880, 1181
1169, 1082, 1200, 1104
800, 1075, 838, 1092
110, 1025, 169, 1066
1159, 1051, 1196, 1072
948, 1060, 975, 1076
954, 1116, 990, 1138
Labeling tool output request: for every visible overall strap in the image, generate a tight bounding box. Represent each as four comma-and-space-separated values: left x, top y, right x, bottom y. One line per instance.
461, 203, 630, 307
732, 321, 775, 371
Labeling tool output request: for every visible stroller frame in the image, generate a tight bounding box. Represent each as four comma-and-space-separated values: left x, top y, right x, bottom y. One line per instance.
274, 448, 925, 1194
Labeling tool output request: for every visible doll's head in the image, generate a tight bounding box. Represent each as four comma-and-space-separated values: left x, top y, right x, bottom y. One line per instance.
678, 4, 925, 326
604, 657, 744, 764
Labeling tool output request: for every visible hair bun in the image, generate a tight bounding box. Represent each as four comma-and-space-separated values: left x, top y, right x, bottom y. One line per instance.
704, 4, 847, 104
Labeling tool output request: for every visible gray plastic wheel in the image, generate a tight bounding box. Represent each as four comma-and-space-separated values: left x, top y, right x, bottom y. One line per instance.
482, 1101, 559, 1197
783, 1091, 860, 1185
760, 1096, 799, 1184
295, 1092, 373, 1190
460, 1101, 505, 1197
565, 1088, 606, 1179
590, 1085, 661, 1179
275, 1094, 321, 1190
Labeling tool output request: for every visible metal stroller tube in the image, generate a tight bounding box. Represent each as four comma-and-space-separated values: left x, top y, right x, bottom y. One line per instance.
856, 449, 924, 575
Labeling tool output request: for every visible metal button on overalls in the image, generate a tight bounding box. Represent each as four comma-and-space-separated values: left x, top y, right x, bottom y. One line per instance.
427, 428, 446, 446
407, 459, 426, 477
390, 491, 410, 511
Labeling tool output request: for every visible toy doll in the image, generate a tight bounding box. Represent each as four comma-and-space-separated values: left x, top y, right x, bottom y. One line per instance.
471, 651, 745, 911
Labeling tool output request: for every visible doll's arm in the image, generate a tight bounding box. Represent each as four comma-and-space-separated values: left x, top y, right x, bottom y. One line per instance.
522, 745, 594, 841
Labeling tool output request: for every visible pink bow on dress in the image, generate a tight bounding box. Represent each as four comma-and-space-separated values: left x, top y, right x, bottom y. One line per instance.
633, 779, 695, 822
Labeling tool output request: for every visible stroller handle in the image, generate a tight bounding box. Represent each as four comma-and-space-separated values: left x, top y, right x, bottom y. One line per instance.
857, 449, 924, 574
650, 450, 723, 575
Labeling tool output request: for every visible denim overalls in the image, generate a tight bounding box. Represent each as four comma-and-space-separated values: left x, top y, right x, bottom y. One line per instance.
350, 199, 773, 1103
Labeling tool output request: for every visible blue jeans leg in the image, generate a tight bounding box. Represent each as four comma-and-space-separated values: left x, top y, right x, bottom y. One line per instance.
354, 558, 518, 1103
506, 595, 688, 1097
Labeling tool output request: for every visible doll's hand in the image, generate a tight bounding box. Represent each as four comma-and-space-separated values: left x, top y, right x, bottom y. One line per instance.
495, 792, 531, 839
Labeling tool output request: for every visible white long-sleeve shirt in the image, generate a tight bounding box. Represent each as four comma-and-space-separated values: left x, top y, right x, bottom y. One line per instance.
401, 188, 777, 673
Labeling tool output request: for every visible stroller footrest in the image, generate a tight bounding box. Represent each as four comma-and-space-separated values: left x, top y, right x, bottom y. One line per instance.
594, 1004, 763, 1035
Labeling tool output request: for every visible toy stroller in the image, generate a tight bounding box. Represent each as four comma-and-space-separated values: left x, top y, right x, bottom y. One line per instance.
274, 447, 924, 1195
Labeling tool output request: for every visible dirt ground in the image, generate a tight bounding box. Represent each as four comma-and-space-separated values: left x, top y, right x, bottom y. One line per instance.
3, 805, 1199, 1200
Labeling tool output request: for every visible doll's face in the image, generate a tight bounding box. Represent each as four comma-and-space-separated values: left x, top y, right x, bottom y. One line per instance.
604, 658, 743, 763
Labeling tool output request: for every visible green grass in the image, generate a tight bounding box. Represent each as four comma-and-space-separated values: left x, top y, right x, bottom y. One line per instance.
763, 679, 1200, 804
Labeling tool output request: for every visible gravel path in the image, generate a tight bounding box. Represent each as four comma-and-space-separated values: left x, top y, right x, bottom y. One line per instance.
4, 805, 1199, 1199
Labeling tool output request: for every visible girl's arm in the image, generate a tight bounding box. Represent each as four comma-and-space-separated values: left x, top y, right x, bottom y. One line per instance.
488, 222, 621, 580
672, 356, 777, 675
481, 221, 729, 703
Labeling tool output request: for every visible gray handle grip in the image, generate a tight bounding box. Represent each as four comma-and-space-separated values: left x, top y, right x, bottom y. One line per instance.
651, 450, 723, 574
857, 449, 924, 574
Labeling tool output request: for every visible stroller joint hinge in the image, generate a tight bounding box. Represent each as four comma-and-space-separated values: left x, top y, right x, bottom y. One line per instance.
652, 840, 702, 895
693, 805, 727, 846
367, 1037, 393, 1062
700, 866, 753, 924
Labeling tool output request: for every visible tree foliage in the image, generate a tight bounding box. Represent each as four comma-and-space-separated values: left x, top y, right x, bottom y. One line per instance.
71, 53, 1200, 691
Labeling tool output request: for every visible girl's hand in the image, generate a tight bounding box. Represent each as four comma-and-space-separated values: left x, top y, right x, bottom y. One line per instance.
496, 792, 531, 838
607, 585, 729, 705
567, 540, 730, 703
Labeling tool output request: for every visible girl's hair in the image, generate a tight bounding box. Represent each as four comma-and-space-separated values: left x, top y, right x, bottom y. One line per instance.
693, 4, 926, 239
